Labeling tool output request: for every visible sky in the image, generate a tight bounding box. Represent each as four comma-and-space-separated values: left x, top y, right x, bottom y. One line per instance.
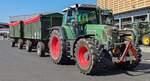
0, 0, 96, 23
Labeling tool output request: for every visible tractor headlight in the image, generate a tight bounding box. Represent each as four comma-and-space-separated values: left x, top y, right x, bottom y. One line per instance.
112, 47, 120, 55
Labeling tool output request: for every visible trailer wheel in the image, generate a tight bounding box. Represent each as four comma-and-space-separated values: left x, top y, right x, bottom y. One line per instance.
142, 34, 150, 46
11, 39, 15, 47
18, 39, 23, 49
74, 38, 98, 74
37, 42, 45, 57
49, 30, 68, 64
25, 40, 32, 52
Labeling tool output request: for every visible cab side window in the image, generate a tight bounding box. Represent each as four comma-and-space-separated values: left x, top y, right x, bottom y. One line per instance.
67, 10, 75, 24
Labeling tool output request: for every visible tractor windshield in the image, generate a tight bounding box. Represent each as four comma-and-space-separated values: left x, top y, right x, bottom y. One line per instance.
139, 22, 149, 28
77, 8, 98, 25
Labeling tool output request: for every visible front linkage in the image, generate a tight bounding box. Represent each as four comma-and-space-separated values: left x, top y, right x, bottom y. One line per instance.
103, 29, 141, 68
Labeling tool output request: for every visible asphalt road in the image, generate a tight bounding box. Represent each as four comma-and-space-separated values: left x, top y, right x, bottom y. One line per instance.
0, 40, 150, 81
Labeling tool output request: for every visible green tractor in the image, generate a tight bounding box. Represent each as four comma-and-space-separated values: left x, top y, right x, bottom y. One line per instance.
123, 21, 150, 46
132, 21, 150, 46
49, 4, 142, 74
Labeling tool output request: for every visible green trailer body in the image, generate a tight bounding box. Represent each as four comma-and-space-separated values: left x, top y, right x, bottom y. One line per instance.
23, 13, 63, 40
9, 21, 24, 38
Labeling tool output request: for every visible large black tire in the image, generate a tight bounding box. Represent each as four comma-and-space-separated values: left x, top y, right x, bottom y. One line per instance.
142, 34, 150, 46
10, 39, 15, 47
49, 30, 69, 64
18, 39, 24, 49
25, 40, 32, 52
74, 38, 99, 74
37, 42, 45, 57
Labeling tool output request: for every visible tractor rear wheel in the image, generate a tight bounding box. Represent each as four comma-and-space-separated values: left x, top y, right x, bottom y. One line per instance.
49, 30, 69, 64
74, 38, 99, 74
25, 40, 32, 52
142, 34, 150, 46
10, 39, 15, 47
37, 42, 45, 57
18, 39, 23, 49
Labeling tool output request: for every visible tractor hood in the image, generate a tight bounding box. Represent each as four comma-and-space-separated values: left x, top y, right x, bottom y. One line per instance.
85, 24, 113, 44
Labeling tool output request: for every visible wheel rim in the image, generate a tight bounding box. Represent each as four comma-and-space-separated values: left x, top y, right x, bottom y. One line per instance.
11, 42, 14, 47
50, 36, 61, 60
18, 44, 20, 48
26, 42, 29, 50
26, 45, 29, 50
37, 46, 41, 55
143, 36, 149, 45
77, 46, 91, 70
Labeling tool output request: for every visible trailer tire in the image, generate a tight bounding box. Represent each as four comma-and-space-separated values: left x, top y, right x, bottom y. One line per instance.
25, 40, 32, 52
37, 42, 45, 57
49, 30, 69, 64
18, 39, 23, 49
11, 39, 15, 47
74, 38, 99, 75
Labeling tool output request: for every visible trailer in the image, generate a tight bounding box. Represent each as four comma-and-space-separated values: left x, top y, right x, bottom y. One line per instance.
10, 13, 63, 57
9, 21, 24, 47
9, 4, 141, 75
0, 23, 9, 39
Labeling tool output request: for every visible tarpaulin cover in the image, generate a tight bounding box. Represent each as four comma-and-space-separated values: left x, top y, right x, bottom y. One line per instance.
9, 21, 20, 26
24, 15, 41, 25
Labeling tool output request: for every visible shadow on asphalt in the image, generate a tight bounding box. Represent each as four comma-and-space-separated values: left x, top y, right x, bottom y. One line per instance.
134, 63, 150, 73
91, 63, 150, 76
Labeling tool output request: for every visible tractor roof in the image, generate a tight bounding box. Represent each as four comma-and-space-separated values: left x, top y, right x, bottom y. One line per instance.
63, 4, 96, 12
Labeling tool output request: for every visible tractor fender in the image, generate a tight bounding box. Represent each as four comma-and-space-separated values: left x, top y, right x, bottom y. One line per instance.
49, 26, 67, 39
72, 34, 95, 57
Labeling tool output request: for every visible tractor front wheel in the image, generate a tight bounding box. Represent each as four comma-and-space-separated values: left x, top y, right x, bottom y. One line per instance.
37, 42, 45, 57
74, 38, 98, 74
142, 34, 150, 46
49, 30, 69, 64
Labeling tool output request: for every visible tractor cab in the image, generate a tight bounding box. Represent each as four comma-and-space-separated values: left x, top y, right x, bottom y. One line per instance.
63, 4, 114, 26
134, 22, 150, 36
63, 4, 98, 36
99, 9, 114, 26
62, 4, 114, 36
133, 21, 149, 29
63, 4, 98, 25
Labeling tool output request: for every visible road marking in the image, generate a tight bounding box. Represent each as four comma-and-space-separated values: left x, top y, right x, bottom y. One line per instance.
140, 46, 150, 53
142, 59, 150, 62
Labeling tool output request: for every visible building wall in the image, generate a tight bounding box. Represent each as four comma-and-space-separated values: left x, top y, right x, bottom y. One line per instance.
97, 0, 150, 14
